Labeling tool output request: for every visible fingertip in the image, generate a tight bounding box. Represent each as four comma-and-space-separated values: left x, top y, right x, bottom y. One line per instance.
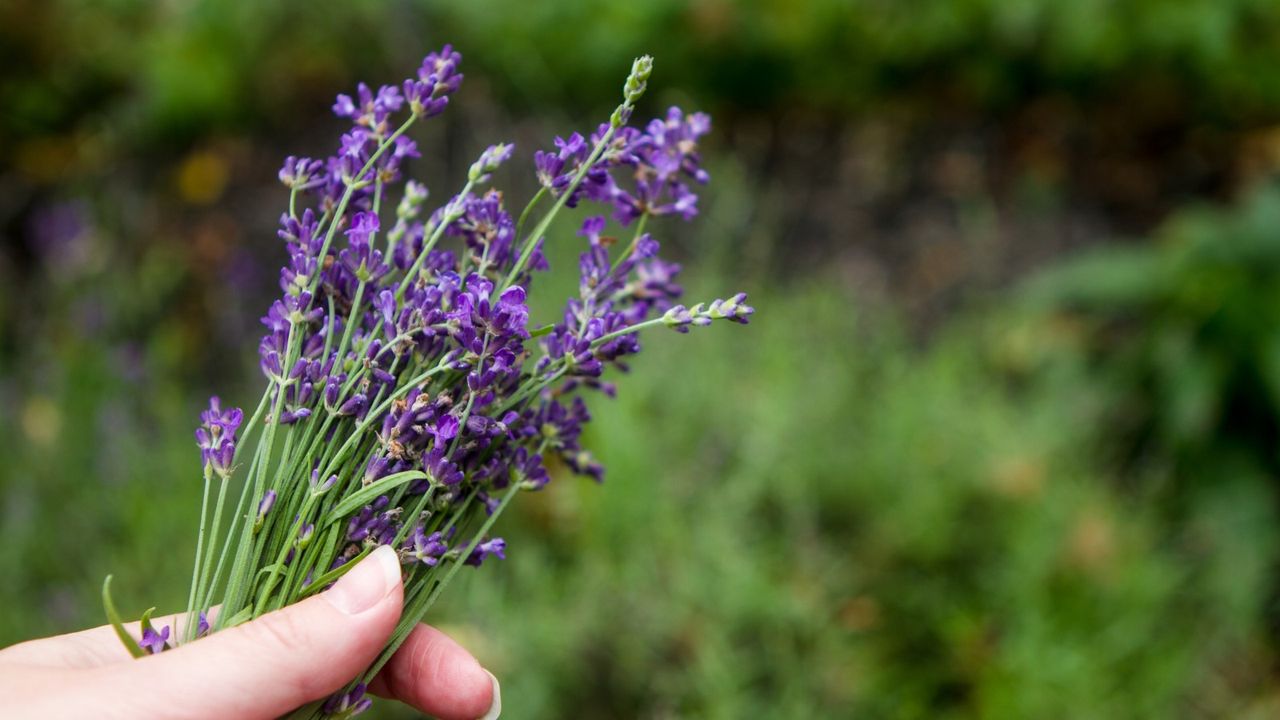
481, 669, 502, 720
323, 545, 403, 616
376, 624, 495, 720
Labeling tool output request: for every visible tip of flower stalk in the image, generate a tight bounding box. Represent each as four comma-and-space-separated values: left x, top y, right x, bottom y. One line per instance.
625, 56, 654, 104
468, 143, 516, 184
612, 55, 654, 127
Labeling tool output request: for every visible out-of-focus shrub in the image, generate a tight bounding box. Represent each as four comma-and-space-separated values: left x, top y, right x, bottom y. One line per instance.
1016, 183, 1280, 483
417, 279, 1278, 719
428, 0, 1280, 121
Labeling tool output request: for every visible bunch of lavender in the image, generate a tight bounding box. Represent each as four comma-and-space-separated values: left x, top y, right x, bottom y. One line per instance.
102, 47, 752, 717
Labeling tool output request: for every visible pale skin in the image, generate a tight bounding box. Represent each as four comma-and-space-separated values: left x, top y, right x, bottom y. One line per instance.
0, 546, 499, 719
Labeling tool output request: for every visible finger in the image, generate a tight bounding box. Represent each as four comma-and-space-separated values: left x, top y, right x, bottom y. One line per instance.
74, 545, 403, 720
368, 623, 498, 720
0, 607, 219, 669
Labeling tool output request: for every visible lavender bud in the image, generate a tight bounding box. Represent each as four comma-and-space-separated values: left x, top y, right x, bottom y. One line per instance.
612, 55, 654, 127
254, 490, 277, 532
310, 470, 338, 494
297, 522, 315, 548
468, 143, 515, 184
337, 393, 368, 417
398, 180, 430, 218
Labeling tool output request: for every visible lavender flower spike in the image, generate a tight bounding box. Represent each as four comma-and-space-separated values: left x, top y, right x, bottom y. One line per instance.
195, 396, 243, 477
662, 293, 754, 333
612, 54, 654, 127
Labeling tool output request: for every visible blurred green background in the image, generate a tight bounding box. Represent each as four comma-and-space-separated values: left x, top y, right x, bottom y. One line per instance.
5, 0, 1280, 717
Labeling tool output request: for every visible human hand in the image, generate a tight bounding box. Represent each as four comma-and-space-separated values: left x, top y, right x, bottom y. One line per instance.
0, 546, 499, 719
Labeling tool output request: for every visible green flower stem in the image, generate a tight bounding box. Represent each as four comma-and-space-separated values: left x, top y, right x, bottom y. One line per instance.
188, 473, 232, 640
284, 522, 339, 603
500, 124, 618, 292
333, 282, 367, 370
200, 446, 262, 611
318, 361, 453, 479
253, 493, 320, 615
183, 470, 213, 641
514, 186, 547, 240
217, 321, 299, 629
362, 483, 521, 683
497, 366, 567, 415
591, 315, 668, 346
610, 211, 650, 273
394, 181, 475, 300
307, 115, 417, 300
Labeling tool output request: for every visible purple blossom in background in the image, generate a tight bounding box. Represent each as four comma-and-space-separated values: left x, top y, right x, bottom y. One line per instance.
26, 199, 96, 279
403, 45, 462, 119
279, 156, 325, 190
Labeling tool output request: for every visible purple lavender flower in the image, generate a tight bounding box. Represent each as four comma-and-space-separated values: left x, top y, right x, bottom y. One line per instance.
587, 107, 712, 225
195, 397, 243, 477
422, 448, 465, 486
322, 683, 373, 718
402, 526, 449, 566
404, 45, 463, 118
464, 537, 507, 567
139, 625, 170, 655
440, 191, 519, 273
347, 496, 399, 545
533, 132, 609, 207
333, 83, 404, 130
279, 156, 326, 190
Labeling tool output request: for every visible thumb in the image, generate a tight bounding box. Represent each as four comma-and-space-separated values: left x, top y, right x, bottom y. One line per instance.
86, 545, 403, 720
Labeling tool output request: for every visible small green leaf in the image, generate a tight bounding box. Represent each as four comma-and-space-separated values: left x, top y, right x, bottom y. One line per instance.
255, 563, 286, 580
325, 471, 428, 523
222, 606, 255, 629
139, 606, 158, 634
529, 323, 555, 338
297, 547, 374, 599
102, 575, 146, 659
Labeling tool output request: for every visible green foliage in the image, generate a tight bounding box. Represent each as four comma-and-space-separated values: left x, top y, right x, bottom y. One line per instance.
1019, 183, 1280, 481
426, 0, 1280, 121
5, 267, 1279, 718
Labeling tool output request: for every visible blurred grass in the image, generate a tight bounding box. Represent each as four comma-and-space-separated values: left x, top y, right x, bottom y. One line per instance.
7, 261, 1278, 717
